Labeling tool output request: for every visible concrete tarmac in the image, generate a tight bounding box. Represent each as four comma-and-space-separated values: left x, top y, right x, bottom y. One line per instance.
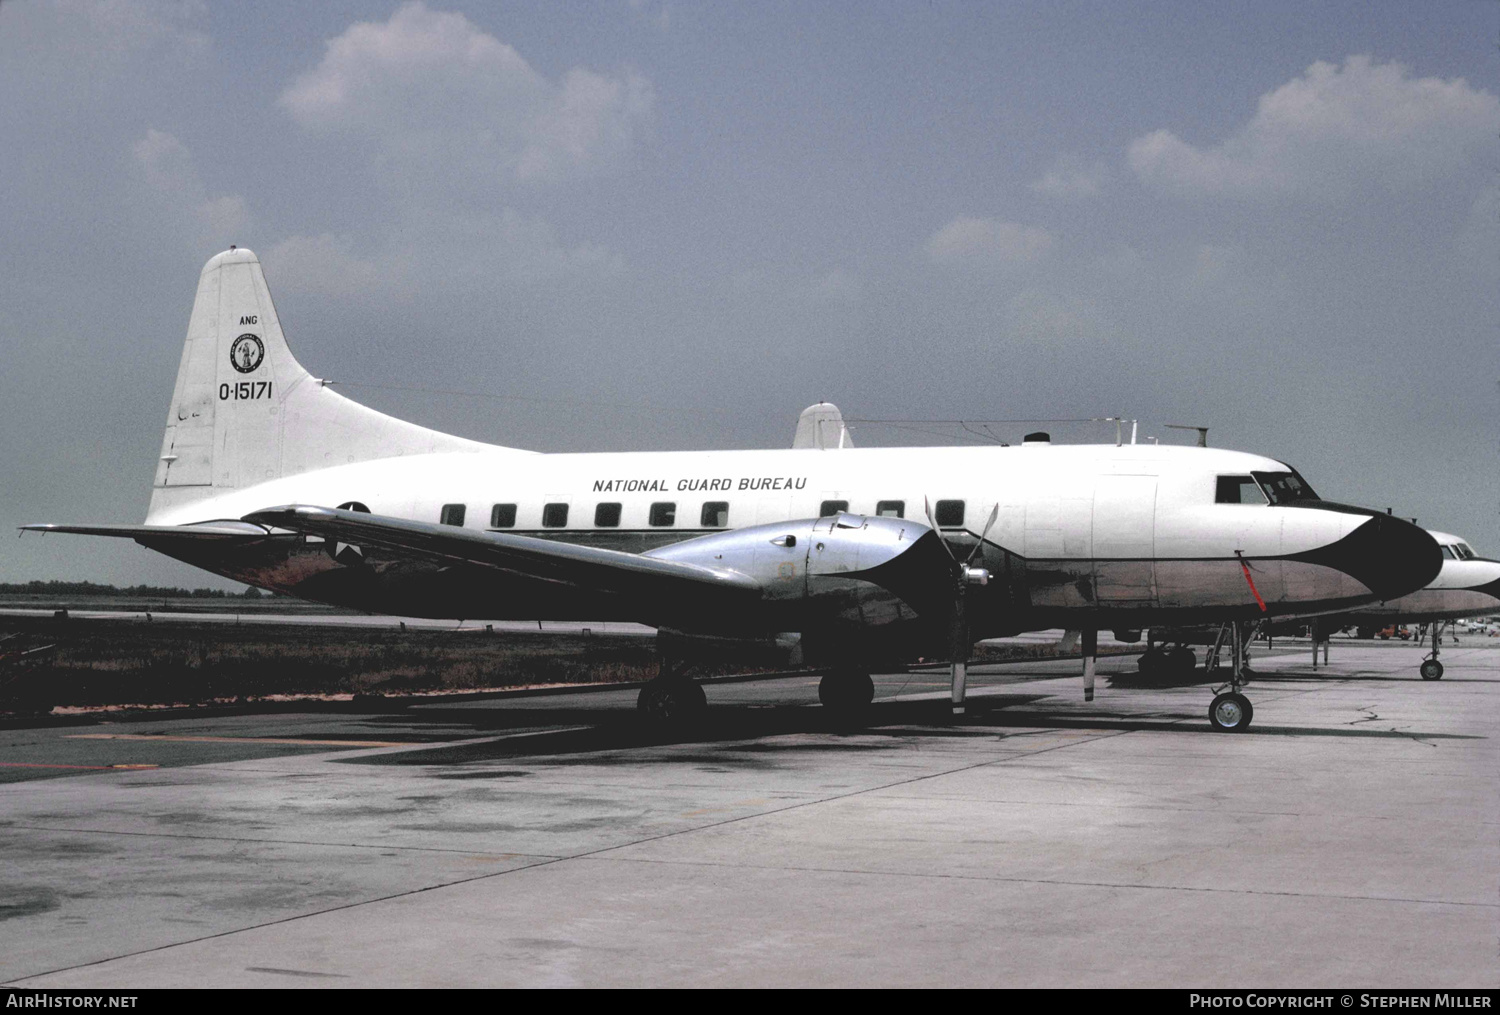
1, 640, 1495, 987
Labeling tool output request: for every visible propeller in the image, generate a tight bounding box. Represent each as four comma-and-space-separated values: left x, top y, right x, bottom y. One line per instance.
923, 499, 999, 716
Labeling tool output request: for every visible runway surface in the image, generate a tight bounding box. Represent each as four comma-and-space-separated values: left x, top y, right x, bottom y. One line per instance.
1, 640, 1495, 987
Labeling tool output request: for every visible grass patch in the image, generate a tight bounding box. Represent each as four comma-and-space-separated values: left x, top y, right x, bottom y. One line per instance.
1, 616, 668, 708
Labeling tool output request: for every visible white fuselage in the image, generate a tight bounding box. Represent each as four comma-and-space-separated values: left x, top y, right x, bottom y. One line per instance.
147, 441, 1398, 631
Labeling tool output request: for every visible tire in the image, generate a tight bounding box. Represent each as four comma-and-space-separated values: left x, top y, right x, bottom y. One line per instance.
1208, 692, 1253, 732
1168, 646, 1197, 676
1419, 659, 1444, 681
819, 670, 874, 710
637, 679, 708, 723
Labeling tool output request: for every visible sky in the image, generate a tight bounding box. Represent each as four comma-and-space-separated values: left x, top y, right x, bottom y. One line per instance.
1, 0, 1497, 588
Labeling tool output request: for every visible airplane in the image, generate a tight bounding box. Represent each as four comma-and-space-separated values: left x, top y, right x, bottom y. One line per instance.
21, 248, 1442, 732
1322, 530, 1500, 680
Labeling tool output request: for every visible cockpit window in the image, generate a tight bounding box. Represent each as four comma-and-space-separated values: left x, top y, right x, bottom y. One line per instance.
1441, 545, 1457, 560
1251, 470, 1319, 505
1455, 543, 1476, 560
1216, 476, 1266, 505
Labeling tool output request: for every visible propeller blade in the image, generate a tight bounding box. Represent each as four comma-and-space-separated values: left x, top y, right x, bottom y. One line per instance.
950, 660, 968, 715
963, 503, 999, 567
948, 566, 972, 716
923, 496, 957, 561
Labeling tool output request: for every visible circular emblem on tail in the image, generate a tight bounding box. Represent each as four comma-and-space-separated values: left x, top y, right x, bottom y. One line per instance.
230, 334, 264, 374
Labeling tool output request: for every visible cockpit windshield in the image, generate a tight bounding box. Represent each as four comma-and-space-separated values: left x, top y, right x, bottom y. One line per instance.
1251, 470, 1319, 505
1453, 542, 1476, 561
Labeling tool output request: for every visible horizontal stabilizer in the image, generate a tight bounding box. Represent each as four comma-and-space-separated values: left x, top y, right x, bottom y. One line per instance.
20, 521, 273, 541
243, 505, 761, 598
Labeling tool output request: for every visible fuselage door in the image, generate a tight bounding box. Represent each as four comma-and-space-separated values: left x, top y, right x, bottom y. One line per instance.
1093, 475, 1158, 605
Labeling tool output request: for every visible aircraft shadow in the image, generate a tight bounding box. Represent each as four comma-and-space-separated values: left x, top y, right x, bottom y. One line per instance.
340, 693, 1480, 768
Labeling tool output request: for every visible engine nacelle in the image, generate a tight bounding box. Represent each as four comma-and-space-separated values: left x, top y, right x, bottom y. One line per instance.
645, 513, 953, 631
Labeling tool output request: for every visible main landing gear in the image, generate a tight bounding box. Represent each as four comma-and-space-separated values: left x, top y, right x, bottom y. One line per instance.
1420, 622, 1446, 681
1136, 642, 1199, 681
636, 659, 708, 723
1205, 621, 1255, 732
819, 668, 875, 719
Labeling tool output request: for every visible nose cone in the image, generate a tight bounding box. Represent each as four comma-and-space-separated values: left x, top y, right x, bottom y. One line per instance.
1293, 512, 1442, 601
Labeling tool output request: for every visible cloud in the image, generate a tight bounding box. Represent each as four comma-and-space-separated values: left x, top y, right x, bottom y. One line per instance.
264, 233, 386, 298
132, 128, 249, 240
0, 1, 210, 113
1129, 55, 1500, 200
2, 0, 208, 65
628, 0, 672, 31
281, 2, 653, 187
1030, 156, 1105, 199
1454, 184, 1500, 279
1004, 290, 1115, 343
805, 267, 861, 303
267, 208, 623, 298
923, 217, 1054, 266
67, 0, 209, 58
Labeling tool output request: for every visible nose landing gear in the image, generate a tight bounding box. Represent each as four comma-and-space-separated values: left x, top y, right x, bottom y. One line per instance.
1419, 622, 1446, 680
1206, 621, 1256, 732
1209, 690, 1254, 731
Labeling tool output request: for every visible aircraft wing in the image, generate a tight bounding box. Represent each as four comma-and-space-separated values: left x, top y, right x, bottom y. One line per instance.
20, 521, 275, 541
243, 504, 761, 599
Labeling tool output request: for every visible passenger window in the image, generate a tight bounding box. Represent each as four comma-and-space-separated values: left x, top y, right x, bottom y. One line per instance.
594, 503, 622, 527
649, 502, 676, 527
934, 500, 965, 527
876, 500, 905, 519
701, 502, 729, 527
1216, 476, 1265, 505
490, 503, 516, 528
542, 503, 569, 528
819, 500, 849, 517
440, 503, 466, 527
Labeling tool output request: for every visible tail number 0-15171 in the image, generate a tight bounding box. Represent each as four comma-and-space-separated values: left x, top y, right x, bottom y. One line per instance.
219, 381, 273, 401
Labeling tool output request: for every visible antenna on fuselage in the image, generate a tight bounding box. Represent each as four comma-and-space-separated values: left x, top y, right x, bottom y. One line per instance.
1165, 424, 1209, 447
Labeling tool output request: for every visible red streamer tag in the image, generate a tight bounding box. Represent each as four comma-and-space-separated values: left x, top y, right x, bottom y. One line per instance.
1237, 553, 1267, 613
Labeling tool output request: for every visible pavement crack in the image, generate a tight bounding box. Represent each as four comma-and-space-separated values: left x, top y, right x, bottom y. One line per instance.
572, 855, 1499, 910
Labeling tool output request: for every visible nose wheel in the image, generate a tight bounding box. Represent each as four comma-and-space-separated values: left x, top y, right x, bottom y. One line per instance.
1209, 691, 1253, 731
1419, 622, 1446, 680
1206, 621, 1256, 732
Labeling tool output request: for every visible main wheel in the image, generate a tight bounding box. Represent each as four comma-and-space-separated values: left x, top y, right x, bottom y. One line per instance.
1168, 646, 1198, 677
637, 678, 708, 723
1420, 659, 1444, 681
818, 670, 875, 710
1208, 692, 1253, 731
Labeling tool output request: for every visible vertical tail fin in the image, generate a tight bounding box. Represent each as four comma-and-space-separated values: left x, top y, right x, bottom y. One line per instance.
149, 247, 497, 523
792, 402, 854, 449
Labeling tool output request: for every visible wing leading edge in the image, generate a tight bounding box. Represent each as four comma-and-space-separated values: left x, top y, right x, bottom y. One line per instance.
20, 521, 274, 541
242, 504, 762, 600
